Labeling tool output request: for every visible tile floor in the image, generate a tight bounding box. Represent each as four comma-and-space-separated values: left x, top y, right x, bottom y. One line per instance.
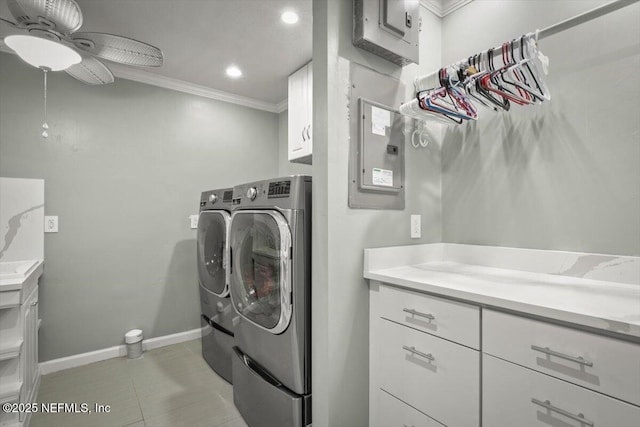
31, 339, 247, 427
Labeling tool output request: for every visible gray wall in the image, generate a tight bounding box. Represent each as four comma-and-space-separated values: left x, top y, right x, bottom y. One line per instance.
278, 110, 313, 176
0, 52, 280, 361
312, 3, 442, 426
440, 0, 640, 256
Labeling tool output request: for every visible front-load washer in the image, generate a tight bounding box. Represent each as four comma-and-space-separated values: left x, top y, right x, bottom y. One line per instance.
197, 188, 237, 383
229, 175, 312, 427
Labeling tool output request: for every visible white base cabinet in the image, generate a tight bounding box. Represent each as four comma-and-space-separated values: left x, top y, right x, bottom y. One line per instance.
369, 282, 640, 427
483, 309, 640, 406
370, 283, 480, 427
483, 353, 640, 427
375, 318, 479, 427
374, 389, 443, 427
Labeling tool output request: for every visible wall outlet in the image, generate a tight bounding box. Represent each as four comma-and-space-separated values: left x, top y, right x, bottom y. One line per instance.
410, 214, 421, 239
44, 216, 58, 233
189, 215, 199, 229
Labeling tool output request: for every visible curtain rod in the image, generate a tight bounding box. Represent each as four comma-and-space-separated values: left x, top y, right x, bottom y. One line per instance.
413, 0, 639, 90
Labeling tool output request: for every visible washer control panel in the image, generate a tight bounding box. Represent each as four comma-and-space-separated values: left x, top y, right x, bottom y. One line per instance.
200, 189, 233, 209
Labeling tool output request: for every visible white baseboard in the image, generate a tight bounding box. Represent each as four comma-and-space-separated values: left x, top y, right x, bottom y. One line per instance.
39, 328, 203, 375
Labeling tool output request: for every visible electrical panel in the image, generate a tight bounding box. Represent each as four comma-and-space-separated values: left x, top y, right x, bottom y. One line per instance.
348, 64, 406, 210
353, 0, 420, 66
358, 99, 404, 194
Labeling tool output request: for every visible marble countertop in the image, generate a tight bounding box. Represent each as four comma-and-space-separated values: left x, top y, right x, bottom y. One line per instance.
364, 244, 640, 339
0, 259, 44, 291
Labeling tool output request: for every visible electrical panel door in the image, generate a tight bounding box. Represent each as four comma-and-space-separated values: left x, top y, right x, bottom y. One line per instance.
354, 0, 420, 66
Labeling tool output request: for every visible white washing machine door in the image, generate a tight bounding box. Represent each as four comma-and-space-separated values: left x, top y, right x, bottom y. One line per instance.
229, 210, 292, 335
197, 210, 231, 297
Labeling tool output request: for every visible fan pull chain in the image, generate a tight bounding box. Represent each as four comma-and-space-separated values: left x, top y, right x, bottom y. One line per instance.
42, 69, 49, 139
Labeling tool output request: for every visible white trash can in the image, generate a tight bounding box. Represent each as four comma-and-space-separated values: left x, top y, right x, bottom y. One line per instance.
125, 329, 143, 359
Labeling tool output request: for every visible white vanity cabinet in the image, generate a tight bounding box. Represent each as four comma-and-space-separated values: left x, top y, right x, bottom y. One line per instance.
20, 287, 39, 410
370, 283, 640, 427
288, 61, 312, 164
0, 263, 41, 427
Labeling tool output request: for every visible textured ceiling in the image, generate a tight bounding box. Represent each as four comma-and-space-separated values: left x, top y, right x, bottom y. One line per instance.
0, 0, 312, 107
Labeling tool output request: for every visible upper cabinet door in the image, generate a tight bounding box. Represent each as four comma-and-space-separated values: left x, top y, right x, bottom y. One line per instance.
305, 63, 313, 148
288, 66, 305, 155
288, 62, 312, 164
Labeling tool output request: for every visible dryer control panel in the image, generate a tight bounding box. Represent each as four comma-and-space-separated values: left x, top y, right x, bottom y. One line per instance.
232, 176, 310, 210
268, 180, 291, 198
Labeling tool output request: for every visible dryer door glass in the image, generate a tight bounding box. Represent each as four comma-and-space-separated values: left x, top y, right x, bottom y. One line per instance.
230, 211, 292, 334
197, 211, 231, 297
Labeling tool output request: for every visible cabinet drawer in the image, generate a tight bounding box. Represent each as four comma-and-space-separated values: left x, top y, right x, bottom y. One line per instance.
483, 354, 640, 427
0, 291, 20, 309
376, 318, 480, 427
379, 284, 480, 348
372, 389, 444, 427
483, 309, 640, 405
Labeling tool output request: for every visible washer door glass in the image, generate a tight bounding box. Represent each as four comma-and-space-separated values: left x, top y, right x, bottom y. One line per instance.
230, 211, 292, 334
197, 211, 230, 297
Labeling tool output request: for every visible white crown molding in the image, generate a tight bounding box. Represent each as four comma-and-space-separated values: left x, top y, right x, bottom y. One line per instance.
0, 46, 282, 114
107, 63, 282, 113
420, 0, 474, 18
275, 99, 288, 114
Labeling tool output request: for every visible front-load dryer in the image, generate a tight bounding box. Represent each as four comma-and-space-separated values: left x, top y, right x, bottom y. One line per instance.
197, 188, 236, 383
229, 175, 312, 427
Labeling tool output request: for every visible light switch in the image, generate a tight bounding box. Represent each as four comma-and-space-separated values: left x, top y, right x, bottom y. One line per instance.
44, 216, 58, 233
410, 214, 421, 239
189, 215, 199, 229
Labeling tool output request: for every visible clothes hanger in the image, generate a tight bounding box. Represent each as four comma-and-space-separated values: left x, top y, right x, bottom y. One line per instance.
416, 69, 467, 123
463, 54, 500, 112
426, 68, 477, 121
472, 50, 511, 111
481, 47, 531, 106
519, 35, 551, 101
497, 42, 536, 104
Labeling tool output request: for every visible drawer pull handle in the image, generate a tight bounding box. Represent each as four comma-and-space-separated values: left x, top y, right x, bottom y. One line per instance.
530, 345, 593, 367
531, 398, 594, 426
402, 345, 434, 361
402, 308, 435, 321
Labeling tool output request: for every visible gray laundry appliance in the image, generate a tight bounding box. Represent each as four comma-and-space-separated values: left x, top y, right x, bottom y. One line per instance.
197, 188, 237, 383
229, 175, 312, 427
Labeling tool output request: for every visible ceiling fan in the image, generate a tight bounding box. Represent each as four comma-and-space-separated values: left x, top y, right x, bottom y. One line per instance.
0, 0, 164, 85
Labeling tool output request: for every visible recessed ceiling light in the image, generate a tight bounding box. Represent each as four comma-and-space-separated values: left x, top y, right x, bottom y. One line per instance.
226, 65, 242, 78
281, 10, 299, 24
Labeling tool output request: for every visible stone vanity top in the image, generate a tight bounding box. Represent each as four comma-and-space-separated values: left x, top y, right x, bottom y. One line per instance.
364, 244, 640, 339
0, 259, 44, 291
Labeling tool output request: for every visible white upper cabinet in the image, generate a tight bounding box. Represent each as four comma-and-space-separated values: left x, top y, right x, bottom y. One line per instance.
288, 62, 312, 164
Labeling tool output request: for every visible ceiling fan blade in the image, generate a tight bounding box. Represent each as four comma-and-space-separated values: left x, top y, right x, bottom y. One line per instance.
0, 17, 17, 27
71, 32, 163, 67
7, 0, 82, 33
65, 56, 114, 85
